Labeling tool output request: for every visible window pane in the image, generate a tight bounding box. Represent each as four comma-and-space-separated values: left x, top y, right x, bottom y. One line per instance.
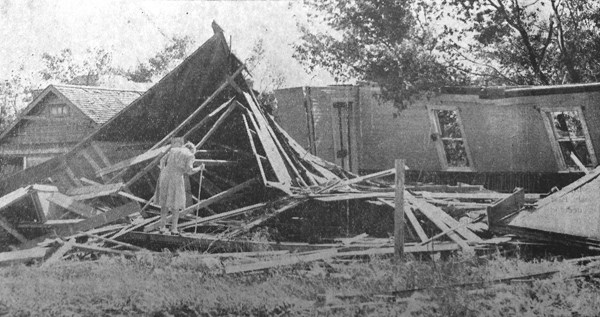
559, 141, 593, 167
552, 111, 584, 139
436, 110, 462, 138
442, 140, 470, 167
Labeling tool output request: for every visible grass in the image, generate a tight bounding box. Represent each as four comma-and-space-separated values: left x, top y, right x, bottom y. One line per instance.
0, 251, 599, 316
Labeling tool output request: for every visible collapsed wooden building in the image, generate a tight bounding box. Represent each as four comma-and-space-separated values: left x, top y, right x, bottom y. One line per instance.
0, 23, 515, 265
274, 82, 600, 193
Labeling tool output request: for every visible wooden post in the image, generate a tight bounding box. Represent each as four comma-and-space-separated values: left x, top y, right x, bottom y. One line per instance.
394, 159, 405, 261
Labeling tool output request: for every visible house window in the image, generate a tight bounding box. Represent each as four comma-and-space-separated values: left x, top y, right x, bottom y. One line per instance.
49, 104, 70, 116
429, 107, 473, 171
541, 107, 596, 171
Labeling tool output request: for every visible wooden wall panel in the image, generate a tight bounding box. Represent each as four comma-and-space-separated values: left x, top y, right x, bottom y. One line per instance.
358, 86, 440, 172
273, 88, 311, 150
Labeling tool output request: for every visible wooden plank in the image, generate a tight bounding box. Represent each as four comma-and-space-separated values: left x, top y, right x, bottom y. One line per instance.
394, 159, 405, 260
324, 168, 397, 193
193, 101, 239, 150
66, 183, 123, 201
46, 193, 97, 218
312, 192, 395, 201
487, 188, 525, 227
0, 247, 49, 266
379, 199, 428, 243
85, 233, 146, 251
405, 193, 474, 253
144, 178, 258, 232
193, 159, 239, 166
110, 215, 160, 239
150, 65, 245, 151
228, 197, 308, 237
96, 145, 170, 177
81, 150, 103, 173
535, 166, 600, 209
90, 142, 112, 167
417, 192, 509, 201
225, 248, 340, 274
65, 167, 82, 187
54, 202, 140, 237
242, 93, 292, 188
177, 202, 267, 230
0, 216, 28, 243
417, 215, 483, 246
41, 239, 74, 267
71, 243, 136, 257
0, 187, 31, 212
434, 209, 484, 243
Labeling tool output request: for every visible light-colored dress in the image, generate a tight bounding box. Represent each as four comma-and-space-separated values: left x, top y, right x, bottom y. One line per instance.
157, 146, 195, 210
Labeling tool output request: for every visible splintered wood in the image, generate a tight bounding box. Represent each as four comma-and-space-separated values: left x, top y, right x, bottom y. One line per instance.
0, 24, 503, 268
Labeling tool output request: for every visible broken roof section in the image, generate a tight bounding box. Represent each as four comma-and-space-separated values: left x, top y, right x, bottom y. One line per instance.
0, 21, 350, 198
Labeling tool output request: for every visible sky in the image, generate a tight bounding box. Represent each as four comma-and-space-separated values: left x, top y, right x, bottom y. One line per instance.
0, 0, 336, 89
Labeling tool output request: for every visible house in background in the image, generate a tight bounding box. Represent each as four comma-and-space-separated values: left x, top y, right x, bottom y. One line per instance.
0, 84, 142, 175
274, 82, 600, 193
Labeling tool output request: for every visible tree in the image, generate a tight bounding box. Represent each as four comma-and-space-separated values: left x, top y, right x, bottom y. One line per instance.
125, 36, 195, 83
294, 0, 600, 108
244, 38, 287, 113
40, 47, 114, 86
429, 0, 600, 85
293, 0, 469, 110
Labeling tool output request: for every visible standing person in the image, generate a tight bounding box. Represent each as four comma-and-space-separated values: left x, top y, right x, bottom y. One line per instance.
157, 137, 203, 235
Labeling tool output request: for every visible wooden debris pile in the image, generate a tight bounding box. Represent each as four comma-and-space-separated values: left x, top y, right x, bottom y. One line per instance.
0, 23, 514, 268
490, 166, 600, 252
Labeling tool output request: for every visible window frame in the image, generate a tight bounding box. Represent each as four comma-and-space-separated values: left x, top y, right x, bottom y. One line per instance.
48, 104, 70, 117
540, 106, 597, 172
427, 105, 474, 172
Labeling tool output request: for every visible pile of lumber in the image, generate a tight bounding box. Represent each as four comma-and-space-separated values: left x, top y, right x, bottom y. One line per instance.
0, 23, 509, 266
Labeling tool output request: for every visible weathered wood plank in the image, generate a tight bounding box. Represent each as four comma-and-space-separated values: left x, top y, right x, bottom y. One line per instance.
71, 243, 136, 257
0, 247, 49, 266
405, 193, 474, 253
225, 248, 339, 274
66, 183, 123, 201
96, 145, 170, 177
487, 188, 525, 227
54, 202, 140, 237
0, 216, 28, 243
177, 202, 268, 230
46, 193, 97, 218
0, 187, 30, 212
144, 178, 259, 232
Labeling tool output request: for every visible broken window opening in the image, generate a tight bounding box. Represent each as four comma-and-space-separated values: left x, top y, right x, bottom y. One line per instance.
432, 109, 471, 169
546, 110, 595, 169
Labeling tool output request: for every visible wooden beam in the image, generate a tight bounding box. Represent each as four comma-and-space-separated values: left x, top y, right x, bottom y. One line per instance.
97, 145, 170, 177
178, 202, 267, 230
110, 215, 160, 239
378, 199, 428, 243
0, 247, 49, 266
54, 202, 141, 237
144, 178, 258, 232
41, 239, 75, 267
90, 142, 112, 167
225, 248, 339, 274
65, 167, 83, 187
417, 192, 509, 201
242, 93, 292, 188
194, 159, 239, 166
241, 114, 268, 185
80, 150, 102, 174
0, 186, 30, 212
405, 193, 474, 253
394, 159, 405, 261
193, 101, 239, 150
150, 65, 245, 151
46, 193, 98, 218
66, 183, 123, 201
0, 216, 28, 243
417, 216, 484, 246
85, 233, 145, 251
71, 243, 136, 257
323, 168, 397, 193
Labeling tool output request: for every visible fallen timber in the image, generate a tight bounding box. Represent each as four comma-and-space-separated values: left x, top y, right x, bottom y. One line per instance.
0, 22, 542, 268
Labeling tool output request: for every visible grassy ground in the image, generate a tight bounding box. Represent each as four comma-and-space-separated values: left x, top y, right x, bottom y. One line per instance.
0, 251, 599, 316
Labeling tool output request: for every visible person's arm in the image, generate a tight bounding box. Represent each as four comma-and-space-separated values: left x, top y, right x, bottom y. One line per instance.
184, 151, 205, 174
159, 150, 169, 169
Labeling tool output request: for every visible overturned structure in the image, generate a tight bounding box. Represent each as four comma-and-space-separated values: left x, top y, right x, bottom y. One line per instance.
0, 24, 512, 265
